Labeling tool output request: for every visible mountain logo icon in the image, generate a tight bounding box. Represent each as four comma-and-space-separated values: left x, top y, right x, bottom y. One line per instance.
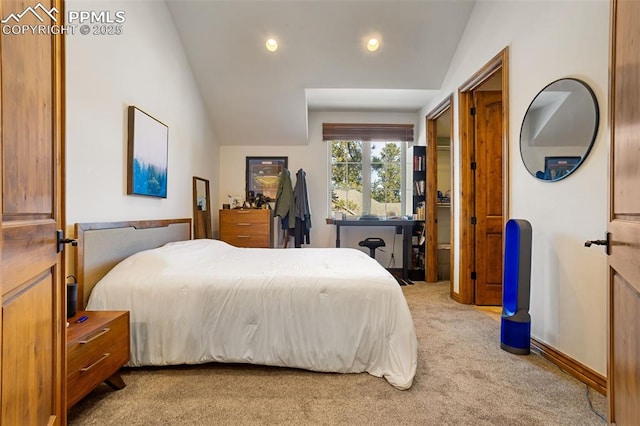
1, 3, 58, 24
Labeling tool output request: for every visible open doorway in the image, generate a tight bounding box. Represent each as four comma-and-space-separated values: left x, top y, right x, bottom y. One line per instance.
458, 48, 509, 306
425, 96, 454, 292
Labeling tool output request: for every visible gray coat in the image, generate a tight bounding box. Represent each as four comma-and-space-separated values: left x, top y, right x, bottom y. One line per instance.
294, 169, 311, 245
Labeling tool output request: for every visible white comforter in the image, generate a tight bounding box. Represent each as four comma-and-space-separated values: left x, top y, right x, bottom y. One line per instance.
87, 239, 418, 389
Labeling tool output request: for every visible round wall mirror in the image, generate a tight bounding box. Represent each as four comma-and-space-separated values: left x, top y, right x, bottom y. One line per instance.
520, 78, 599, 181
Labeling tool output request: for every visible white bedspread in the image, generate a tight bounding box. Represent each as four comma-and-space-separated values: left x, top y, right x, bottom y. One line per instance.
87, 239, 418, 389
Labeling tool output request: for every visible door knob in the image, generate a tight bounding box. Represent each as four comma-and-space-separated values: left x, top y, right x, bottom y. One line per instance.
57, 229, 78, 253
584, 232, 610, 255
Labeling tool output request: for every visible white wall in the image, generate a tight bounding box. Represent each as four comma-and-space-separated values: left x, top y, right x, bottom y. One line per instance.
218, 111, 418, 268
66, 0, 219, 230
419, 0, 609, 374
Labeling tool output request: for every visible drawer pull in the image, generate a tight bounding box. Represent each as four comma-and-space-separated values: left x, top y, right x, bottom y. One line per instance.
237, 235, 251, 238
236, 222, 251, 226
79, 327, 110, 344
80, 353, 111, 372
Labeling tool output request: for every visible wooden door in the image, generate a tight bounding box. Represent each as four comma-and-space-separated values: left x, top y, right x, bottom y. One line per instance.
473, 91, 503, 305
426, 116, 438, 283
426, 96, 454, 285
608, 1, 640, 422
0, 0, 65, 424
458, 49, 508, 305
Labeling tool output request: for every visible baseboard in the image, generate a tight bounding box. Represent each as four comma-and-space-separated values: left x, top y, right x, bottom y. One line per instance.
530, 337, 607, 395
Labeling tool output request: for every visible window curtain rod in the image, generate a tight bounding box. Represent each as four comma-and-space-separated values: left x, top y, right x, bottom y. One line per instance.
322, 123, 414, 142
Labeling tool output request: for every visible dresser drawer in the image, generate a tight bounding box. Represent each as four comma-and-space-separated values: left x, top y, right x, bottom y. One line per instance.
221, 222, 269, 238
221, 219, 269, 231
222, 234, 270, 248
67, 311, 130, 408
219, 209, 269, 225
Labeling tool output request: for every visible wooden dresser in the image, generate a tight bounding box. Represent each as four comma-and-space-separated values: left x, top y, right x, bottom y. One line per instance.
219, 208, 273, 248
66, 310, 130, 409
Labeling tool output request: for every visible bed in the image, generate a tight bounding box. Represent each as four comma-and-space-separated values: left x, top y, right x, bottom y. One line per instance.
76, 219, 418, 390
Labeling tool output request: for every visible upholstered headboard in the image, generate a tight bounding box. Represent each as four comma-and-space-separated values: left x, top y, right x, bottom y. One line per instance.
75, 218, 191, 309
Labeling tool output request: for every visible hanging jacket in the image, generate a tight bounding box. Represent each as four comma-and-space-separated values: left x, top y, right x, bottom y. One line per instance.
293, 169, 311, 247
274, 169, 295, 229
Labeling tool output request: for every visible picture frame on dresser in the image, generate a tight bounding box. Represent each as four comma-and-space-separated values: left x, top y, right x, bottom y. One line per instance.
245, 156, 288, 201
127, 105, 169, 198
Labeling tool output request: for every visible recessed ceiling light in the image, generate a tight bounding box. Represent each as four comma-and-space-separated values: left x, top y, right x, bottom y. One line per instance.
367, 38, 380, 52
266, 38, 278, 52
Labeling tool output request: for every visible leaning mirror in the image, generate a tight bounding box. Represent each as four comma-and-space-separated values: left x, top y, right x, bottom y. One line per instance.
520, 78, 599, 181
193, 176, 212, 239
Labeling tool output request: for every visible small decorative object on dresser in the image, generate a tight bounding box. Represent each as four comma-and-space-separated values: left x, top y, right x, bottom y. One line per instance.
66, 310, 130, 409
219, 208, 273, 248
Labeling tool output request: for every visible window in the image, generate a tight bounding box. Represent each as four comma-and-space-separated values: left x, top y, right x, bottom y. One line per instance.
329, 140, 405, 217
323, 123, 414, 218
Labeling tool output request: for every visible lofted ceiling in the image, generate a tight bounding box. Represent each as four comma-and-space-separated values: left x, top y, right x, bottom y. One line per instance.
166, 0, 476, 146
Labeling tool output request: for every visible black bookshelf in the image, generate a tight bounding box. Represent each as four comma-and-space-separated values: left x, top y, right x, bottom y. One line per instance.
410, 145, 426, 281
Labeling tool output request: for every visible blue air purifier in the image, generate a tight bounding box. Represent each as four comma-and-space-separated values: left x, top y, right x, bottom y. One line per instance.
500, 219, 532, 355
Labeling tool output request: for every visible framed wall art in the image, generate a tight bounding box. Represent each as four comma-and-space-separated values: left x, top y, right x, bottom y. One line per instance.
127, 106, 169, 198
245, 156, 288, 201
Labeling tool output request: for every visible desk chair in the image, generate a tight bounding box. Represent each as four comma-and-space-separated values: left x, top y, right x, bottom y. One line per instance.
358, 237, 385, 258
358, 237, 408, 286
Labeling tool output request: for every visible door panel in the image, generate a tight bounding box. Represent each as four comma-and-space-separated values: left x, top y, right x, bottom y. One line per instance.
608, 0, 640, 422
2, 275, 55, 425
1, 222, 57, 294
0, 0, 65, 423
610, 274, 640, 425
474, 91, 503, 306
2, 2, 53, 216
485, 233, 503, 285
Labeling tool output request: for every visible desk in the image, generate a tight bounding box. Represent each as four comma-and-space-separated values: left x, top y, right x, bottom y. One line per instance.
333, 219, 422, 285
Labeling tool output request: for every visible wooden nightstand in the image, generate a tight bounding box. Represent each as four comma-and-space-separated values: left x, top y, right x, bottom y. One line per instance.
66, 310, 130, 409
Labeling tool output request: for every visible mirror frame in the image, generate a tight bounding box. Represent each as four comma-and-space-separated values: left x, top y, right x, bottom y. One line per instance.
192, 176, 212, 239
519, 77, 599, 182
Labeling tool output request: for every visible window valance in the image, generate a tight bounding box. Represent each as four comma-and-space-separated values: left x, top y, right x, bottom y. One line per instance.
322, 123, 414, 142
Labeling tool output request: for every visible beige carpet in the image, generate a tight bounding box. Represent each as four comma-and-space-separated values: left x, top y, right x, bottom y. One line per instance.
68, 282, 606, 425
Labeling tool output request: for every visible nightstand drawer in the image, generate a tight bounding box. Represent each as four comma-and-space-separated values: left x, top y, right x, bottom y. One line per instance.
67, 311, 130, 408
67, 313, 129, 373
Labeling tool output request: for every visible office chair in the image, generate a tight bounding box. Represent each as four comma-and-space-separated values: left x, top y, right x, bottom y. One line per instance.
358, 237, 385, 258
